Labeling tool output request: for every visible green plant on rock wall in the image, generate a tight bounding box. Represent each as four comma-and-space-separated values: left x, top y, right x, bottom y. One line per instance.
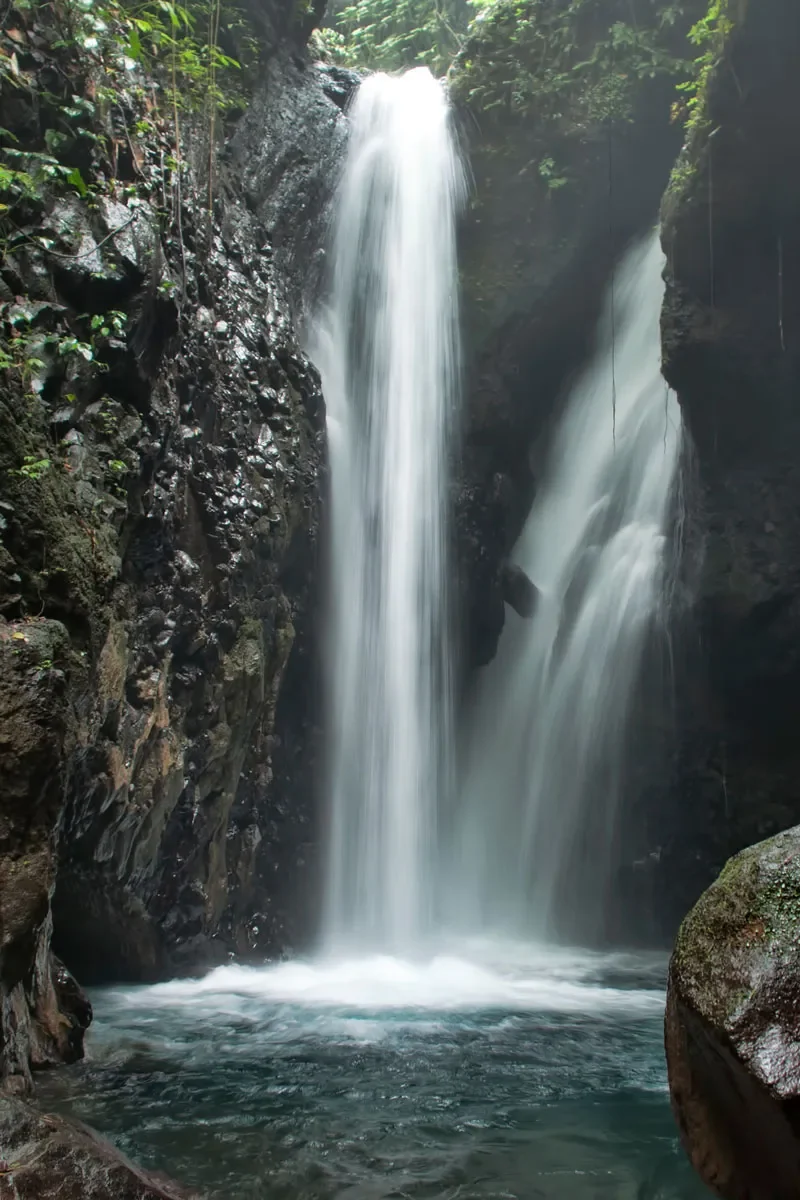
537, 155, 568, 189
320, 0, 480, 74
451, 0, 691, 127
3, 0, 252, 107
11, 455, 52, 481
0, 0, 258, 225
673, 0, 736, 129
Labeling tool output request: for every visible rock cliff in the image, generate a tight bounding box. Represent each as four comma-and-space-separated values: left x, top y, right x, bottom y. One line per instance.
655, 0, 800, 935
0, 0, 346, 1089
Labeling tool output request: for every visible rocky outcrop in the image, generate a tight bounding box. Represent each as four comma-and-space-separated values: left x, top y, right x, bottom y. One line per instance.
0, 622, 92, 1090
0, 0, 345, 1087
665, 826, 800, 1200
653, 0, 800, 934
0, 1094, 199, 1198
234, 55, 356, 316
499, 563, 538, 619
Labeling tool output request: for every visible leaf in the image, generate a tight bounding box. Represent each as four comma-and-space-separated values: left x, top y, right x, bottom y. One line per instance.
69, 163, 90, 190
44, 128, 70, 153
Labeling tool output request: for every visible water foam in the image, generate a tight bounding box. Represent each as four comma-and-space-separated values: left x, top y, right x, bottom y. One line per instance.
118, 945, 665, 1018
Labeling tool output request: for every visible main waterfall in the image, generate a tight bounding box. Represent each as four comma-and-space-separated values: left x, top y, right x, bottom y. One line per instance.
316, 68, 680, 953
314, 68, 464, 952
451, 232, 682, 943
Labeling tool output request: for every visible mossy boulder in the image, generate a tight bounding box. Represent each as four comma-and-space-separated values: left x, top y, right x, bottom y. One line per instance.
666, 826, 800, 1198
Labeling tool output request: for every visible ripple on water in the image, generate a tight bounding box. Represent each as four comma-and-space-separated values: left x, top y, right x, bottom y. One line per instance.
37, 945, 711, 1200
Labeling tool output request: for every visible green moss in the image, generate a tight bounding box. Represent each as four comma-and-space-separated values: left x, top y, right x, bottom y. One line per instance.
673, 828, 800, 1029
0, 404, 120, 643
751, 866, 800, 952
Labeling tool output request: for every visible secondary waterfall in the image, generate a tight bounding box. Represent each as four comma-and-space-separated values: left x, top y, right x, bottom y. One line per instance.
452, 232, 682, 943
314, 68, 463, 952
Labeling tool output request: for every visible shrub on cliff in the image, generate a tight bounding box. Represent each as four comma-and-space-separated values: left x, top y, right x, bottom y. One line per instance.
450, 0, 695, 129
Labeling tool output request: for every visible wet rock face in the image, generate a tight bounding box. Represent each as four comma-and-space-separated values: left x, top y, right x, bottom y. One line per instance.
0, 623, 92, 1090
0, 1096, 199, 1199
666, 826, 800, 1199
0, 5, 347, 1085
654, 0, 800, 932
35, 169, 329, 985
234, 55, 357, 315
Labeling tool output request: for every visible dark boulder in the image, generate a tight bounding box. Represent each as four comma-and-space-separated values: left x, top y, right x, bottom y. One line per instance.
666, 826, 800, 1199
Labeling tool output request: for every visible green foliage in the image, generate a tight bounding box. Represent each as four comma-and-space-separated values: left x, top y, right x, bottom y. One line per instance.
0, 146, 90, 211
0, 0, 268, 268
89, 310, 127, 339
322, 0, 479, 74
16, 0, 248, 101
674, 0, 735, 129
537, 155, 568, 189
0, 301, 119, 396
451, 0, 691, 127
0, 0, 257, 182
12, 455, 52, 481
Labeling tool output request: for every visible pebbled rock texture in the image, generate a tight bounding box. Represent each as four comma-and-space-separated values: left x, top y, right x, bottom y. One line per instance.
666, 825, 800, 1199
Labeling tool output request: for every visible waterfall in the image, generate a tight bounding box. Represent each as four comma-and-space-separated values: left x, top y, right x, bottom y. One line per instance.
451, 232, 682, 944
314, 68, 464, 953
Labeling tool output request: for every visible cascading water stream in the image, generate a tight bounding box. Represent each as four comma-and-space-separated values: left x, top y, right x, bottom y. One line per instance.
42, 99, 705, 1200
313, 68, 464, 953
452, 232, 682, 943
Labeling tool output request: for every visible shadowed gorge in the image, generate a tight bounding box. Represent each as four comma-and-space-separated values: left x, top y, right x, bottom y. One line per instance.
2, 1, 800, 1198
